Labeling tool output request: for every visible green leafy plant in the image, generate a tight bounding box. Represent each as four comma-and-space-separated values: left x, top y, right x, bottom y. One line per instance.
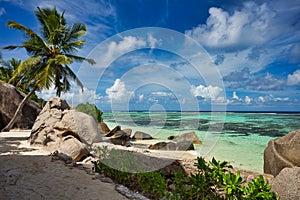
137, 172, 168, 199
92, 148, 279, 200
76, 103, 103, 122
223, 171, 245, 199
243, 175, 279, 200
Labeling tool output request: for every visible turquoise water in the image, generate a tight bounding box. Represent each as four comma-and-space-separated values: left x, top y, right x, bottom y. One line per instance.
102, 112, 300, 173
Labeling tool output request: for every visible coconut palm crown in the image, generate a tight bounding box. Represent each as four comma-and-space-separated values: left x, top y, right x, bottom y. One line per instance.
3, 6, 95, 96
1, 7, 95, 131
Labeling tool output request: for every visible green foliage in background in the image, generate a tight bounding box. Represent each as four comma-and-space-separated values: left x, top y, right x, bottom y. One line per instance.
76, 103, 103, 122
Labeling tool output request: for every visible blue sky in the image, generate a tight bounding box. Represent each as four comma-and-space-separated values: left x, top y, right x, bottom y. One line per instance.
0, 0, 300, 111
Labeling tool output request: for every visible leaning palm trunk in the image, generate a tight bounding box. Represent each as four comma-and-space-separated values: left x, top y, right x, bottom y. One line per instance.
1, 85, 37, 132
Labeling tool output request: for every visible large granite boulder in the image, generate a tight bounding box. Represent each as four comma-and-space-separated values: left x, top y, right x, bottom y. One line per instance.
264, 129, 300, 176
109, 130, 131, 146
132, 131, 153, 140
149, 141, 194, 151
271, 167, 300, 200
0, 82, 41, 130
29, 98, 103, 161
99, 121, 110, 134
102, 125, 131, 146
51, 129, 90, 162
168, 131, 202, 144
30, 98, 102, 146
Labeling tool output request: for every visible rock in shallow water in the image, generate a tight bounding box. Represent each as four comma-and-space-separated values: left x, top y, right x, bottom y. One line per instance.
168, 131, 201, 144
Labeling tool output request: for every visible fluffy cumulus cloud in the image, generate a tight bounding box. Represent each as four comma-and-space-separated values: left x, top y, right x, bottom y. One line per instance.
244, 96, 252, 104
152, 92, 173, 97
106, 79, 133, 101
186, 2, 276, 51
138, 94, 144, 102
287, 69, 300, 86
227, 92, 292, 106
104, 36, 146, 63
190, 84, 225, 103
37, 86, 101, 106
232, 91, 239, 100
101, 34, 161, 65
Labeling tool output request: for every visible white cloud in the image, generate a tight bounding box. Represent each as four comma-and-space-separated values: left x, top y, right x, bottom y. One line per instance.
37, 86, 101, 106
258, 96, 265, 103
190, 84, 225, 103
232, 91, 239, 100
147, 33, 160, 49
185, 2, 276, 50
245, 96, 252, 104
152, 92, 172, 97
106, 79, 132, 101
0, 8, 6, 16
287, 69, 300, 86
138, 94, 144, 102
103, 36, 147, 64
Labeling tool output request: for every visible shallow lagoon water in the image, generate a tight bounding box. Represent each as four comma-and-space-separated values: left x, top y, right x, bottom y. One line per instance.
102, 112, 300, 173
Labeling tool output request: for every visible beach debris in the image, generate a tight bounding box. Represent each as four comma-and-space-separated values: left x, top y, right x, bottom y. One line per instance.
49, 150, 73, 164
115, 184, 150, 200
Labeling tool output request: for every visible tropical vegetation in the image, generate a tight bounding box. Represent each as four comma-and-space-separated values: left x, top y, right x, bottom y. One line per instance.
93, 147, 279, 200
76, 103, 103, 122
1, 7, 95, 131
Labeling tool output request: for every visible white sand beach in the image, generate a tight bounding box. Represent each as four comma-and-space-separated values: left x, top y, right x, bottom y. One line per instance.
0, 130, 128, 200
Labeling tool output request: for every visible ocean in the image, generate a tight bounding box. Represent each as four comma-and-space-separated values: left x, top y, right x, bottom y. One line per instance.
102, 111, 300, 173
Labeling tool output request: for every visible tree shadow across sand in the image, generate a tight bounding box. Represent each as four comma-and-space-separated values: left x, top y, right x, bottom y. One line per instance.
0, 136, 36, 154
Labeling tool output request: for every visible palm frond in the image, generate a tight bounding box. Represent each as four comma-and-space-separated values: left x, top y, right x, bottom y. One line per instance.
64, 23, 86, 43
61, 39, 86, 53
35, 62, 54, 90
48, 54, 72, 66
65, 54, 95, 64
6, 20, 39, 38
10, 56, 41, 84
64, 64, 84, 91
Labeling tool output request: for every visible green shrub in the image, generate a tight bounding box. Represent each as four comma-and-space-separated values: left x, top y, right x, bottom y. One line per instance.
92, 147, 279, 200
76, 103, 103, 122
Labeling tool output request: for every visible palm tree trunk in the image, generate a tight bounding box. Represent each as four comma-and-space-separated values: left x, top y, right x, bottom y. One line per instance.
1, 85, 38, 132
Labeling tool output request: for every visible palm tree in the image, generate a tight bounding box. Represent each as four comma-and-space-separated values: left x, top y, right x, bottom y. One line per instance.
1, 7, 95, 132
0, 56, 22, 85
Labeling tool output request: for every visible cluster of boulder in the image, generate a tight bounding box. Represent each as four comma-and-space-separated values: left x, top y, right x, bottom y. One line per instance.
99, 120, 201, 151
264, 129, 300, 199
28, 98, 200, 163
2, 87, 299, 199
29, 98, 102, 161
